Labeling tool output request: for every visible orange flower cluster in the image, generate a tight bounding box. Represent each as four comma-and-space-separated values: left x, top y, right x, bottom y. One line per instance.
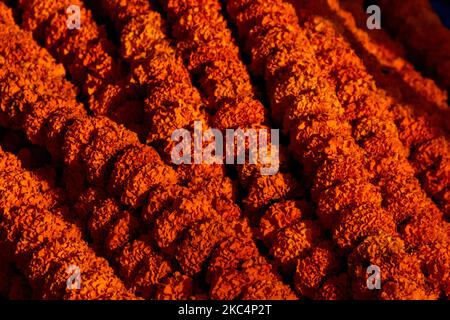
324, 1, 450, 220
225, 0, 449, 299
92, 1, 296, 298
378, 0, 450, 91
294, 0, 450, 296
11, 2, 308, 289
297, 1, 449, 224
0, 0, 449, 300
148, 2, 330, 295
76, 0, 234, 198
0, 1, 295, 299
86, 0, 200, 142
0, 146, 137, 299
12, 0, 150, 138
303, 0, 450, 223
17, 0, 124, 115
73, 187, 175, 297
158, 0, 308, 218
9, 5, 262, 297
0, 3, 179, 298
0, 128, 53, 301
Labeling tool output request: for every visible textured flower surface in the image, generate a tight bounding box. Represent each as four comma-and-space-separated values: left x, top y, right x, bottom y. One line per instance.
0, 0, 448, 300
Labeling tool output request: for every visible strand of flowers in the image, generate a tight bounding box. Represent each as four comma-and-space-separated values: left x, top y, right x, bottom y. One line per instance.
290, 0, 450, 297
299, 9, 449, 297
10, 0, 237, 230
0, 2, 294, 300
92, 0, 298, 299
5, 0, 240, 299
101, 0, 321, 298
321, 0, 450, 219
14, 0, 127, 117
155, 0, 331, 297
8, 0, 237, 298
0, 3, 184, 299
94, 0, 234, 200
225, 0, 444, 299
0, 145, 137, 299
0, 126, 64, 300
159, 0, 305, 217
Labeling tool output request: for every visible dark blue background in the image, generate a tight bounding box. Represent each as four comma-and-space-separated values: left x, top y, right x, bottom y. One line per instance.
431, 0, 450, 28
